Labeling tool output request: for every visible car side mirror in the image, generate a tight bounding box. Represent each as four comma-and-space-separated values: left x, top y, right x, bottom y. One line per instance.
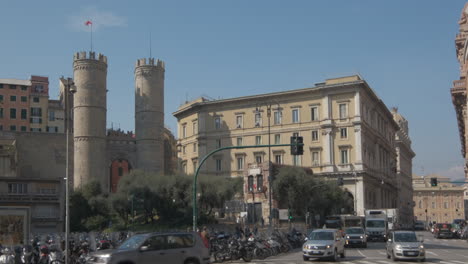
140, 246, 149, 252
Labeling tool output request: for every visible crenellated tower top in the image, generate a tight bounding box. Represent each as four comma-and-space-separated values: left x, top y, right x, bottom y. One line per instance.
135, 58, 165, 69
74, 51, 108, 64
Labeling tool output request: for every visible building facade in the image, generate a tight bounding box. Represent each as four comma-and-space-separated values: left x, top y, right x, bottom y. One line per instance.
413, 175, 465, 224
174, 75, 413, 221
392, 108, 416, 227
451, 2, 468, 221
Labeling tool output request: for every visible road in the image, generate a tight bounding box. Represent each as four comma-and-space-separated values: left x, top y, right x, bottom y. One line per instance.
228, 231, 468, 264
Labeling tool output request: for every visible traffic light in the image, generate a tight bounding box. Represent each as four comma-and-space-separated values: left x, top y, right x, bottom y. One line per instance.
430, 177, 438, 187
288, 210, 293, 220
337, 177, 344, 186
290, 136, 304, 155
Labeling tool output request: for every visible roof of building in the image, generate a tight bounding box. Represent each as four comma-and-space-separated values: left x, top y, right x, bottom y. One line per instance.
0, 78, 31, 86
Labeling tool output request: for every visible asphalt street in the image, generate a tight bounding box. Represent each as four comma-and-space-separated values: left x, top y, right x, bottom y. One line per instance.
228, 231, 468, 264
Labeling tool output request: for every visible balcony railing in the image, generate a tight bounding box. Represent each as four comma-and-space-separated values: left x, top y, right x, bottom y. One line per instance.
0, 193, 59, 202
453, 79, 466, 89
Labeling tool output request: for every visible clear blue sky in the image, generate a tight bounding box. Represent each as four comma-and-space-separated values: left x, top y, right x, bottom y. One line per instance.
0, 0, 466, 179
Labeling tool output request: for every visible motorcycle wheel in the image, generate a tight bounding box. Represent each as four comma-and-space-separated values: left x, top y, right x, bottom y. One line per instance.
242, 250, 253, 262
214, 252, 225, 262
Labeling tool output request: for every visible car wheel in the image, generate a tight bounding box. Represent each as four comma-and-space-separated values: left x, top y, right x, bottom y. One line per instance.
303, 256, 309, 261
340, 248, 345, 258
184, 260, 199, 264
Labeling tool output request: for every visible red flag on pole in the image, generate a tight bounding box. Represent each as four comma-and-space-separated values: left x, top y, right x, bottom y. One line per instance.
85, 20, 92, 26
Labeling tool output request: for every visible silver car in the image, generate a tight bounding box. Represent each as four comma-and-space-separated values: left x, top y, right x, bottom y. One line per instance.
302, 229, 345, 262
344, 227, 367, 248
386, 231, 425, 262
86, 232, 210, 264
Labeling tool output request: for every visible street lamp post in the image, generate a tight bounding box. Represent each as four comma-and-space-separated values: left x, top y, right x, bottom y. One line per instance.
255, 101, 280, 231
61, 77, 76, 264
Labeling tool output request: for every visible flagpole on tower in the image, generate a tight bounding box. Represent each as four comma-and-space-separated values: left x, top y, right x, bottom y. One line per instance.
85, 20, 93, 52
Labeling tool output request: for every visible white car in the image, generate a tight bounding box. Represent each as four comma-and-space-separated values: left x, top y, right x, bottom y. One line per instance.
302, 229, 345, 262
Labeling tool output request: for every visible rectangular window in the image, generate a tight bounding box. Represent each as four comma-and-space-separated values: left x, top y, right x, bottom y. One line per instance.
182, 163, 187, 174
182, 146, 186, 154
312, 151, 320, 166
255, 113, 261, 126
444, 202, 448, 209
215, 117, 221, 129
216, 139, 221, 148
10, 108, 16, 119
0, 84, 3, 88
21, 109, 27, 120
340, 128, 348, 139
21, 96, 27, 102
215, 159, 222, 171
237, 137, 243, 146
20, 126, 27, 132
248, 176, 254, 192
340, 149, 349, 164
274, 111, 282, 125
9, 85, 16, 89
0, 108, 3, 118
193, 143, 197, 152
237, 157, 244, 170
275, 154, 282, 164
339, 103, 348, 119
236, 115, 243, 128
0, 125, 3, 131
255, 155, 262, 163
30, 128, 41, 132
293, 155, 301, 166
312, 130, 319, 141
432, 202, 436, 209
292, 109, 299, 123
274, 134, 280, 144
256, 175, 263, 191
8, 183, 28, 194
10, 95, 16, 102
255, 135, 262, 145
182, 124, 186, 138
0, 95, 3, 102
293, 132, 299, 137
33, 97, 40, 103
10, 125, 16, 131
31, 107, 42, 116
192, 121, 198, 135
311, 106, 319, 121
48, 110, 55, 121
21, 86, 27, 91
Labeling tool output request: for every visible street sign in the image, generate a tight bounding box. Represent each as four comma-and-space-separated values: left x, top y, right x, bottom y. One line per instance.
279, 209, 289, 220
240, 212, 248, 218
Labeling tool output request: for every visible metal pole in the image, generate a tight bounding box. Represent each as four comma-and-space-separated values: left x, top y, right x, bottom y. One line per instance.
64, 79, 70, 264
267, 106, 272, 230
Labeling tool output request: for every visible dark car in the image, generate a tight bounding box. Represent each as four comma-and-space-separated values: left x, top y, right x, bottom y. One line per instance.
433, 223, 453, 239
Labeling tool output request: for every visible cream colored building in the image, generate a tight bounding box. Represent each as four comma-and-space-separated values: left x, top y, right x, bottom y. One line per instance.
174, 75, 413, 218
392, 108, 415, 227
413, 175, 465, 224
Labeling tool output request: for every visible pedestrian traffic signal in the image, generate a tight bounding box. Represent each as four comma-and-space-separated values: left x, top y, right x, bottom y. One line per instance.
337, 177, 344, 186
430, 177, 438, 187
290, 136, 304, 155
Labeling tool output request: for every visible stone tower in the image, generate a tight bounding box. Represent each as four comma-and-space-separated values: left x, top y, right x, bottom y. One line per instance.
73, 51, 108, 190
135, 58, 165, 173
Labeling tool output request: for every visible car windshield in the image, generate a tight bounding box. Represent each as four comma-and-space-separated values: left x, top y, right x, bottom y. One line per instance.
309, 231, 334, 240
118, 234, 148, 250
346, 228, 364, 234
394, 233, 418, 242
366, 220, 385, 228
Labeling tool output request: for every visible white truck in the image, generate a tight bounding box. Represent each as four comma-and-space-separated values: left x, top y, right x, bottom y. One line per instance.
385, 208, 399, 230
365, 210, 388, 241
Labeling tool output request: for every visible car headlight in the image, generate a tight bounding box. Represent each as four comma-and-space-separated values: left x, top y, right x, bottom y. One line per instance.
346, 236, 350, 239
360, 236, 363, 239
395, 245, 402, 250
326, 244, 332, 249
419, 245, 424, 249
